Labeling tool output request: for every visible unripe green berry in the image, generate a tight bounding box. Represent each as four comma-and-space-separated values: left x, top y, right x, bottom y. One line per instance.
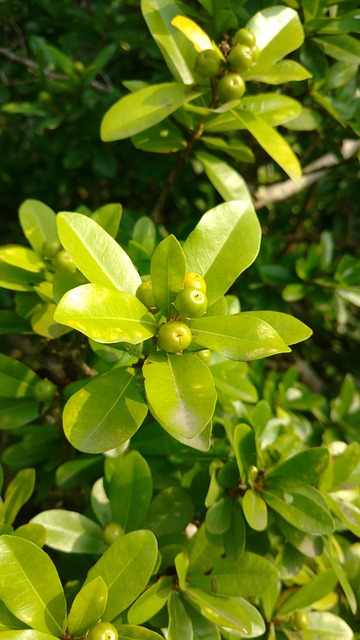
53, 250, 77, 273
292, 611, 309, 630
136, 281, 158, 312
33, 379, 55, 402
42, 237, 62, 259
183, 272, 207, 293
217, 73, 246, 102
195, 49, 221, 79
103, 522, 124, 546
158, 321, 192, 353
228, 45, 254, 72
87, 621, 118, 640
233, 28, 256, 48
175, 287, 208, 318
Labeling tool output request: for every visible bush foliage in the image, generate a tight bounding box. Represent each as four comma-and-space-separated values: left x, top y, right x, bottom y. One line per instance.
0, 1, 359, 639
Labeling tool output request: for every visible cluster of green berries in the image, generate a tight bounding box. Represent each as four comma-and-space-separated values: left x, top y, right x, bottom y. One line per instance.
136, 271, 207, 354
194, 27, 259, 102
42, 237, 77, 273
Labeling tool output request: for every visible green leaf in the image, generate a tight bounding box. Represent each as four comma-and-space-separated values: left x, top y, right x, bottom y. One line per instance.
0, 353, 38, 398
128, 576, 173, 624
1, 468, 35, 525
18, 200, 58, 254
223, 502, 246, 560
195, 151, 251, 202
205, 496, 232, 535
286, 611, 354, 640
191, 315, 291, 361
0, 536, 66, 636
277, 568, 338, 614
132, 120, 186, 153
265, 447, 329, 484
168, 591, 193, 640
150, 235, 186, 316
115, 625, 164, 640
91, 203, 122, 238
31, 302, 72, 339
183, 201, 261, 305
263, 483, 334, 535
84, 530, 158, 620
54, 283, 157, 344
276, 515, 323, 557
240, 93, 302, 126
241, 310, 312, 345
143, 486, 194, 538
190, 552, 278, 598
233, 423, 258, 481
0, 398, 39, 430
109, 451, 153, 532
30, 509, 107, 554
143, 351, 217, 440
0, 310, 31, 335
184, 599, 221, 640
313, 34, 360, 64
231, 109, 301, 182
245, 60, 311, 83
201, 136, 254, 163
67, 576, 108, 637
0, 262, 43, 291
57, 212, 141, 293
63, 368, 148, 453
185, 588, 265, 636
13, 523, 46, 547
327, 494, 360, 537
211, 360, 259, 404
246, 6, 305, 64
242, 489, 268, 531
0, 246, 46, 273
101, 83, 202, 141
141, 0, 196, 84
0, 632, 59, 640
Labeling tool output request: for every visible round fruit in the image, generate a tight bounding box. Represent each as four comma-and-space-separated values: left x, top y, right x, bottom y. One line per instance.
292, 611, 309, 630
33, 379, 55, 402
87, 621, 118, 640
53, 250, 77, 273
228, 44, 254, 72
175, 287, 208, 318
233, 28, 256, 48
183, 272, 207, 293
195, 49, 221, 79
103, 522, 124, 546
250, 44, 260, 62
42, 237, 62, 259
74, 60, 85, 74
217, 73, 246, 102
136, 281, 158, 311
158, 321, 192, 353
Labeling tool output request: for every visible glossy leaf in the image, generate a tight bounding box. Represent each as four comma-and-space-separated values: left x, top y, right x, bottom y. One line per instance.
246, 6, 305, 64
240, 93, 302, 126
150, 235, 186, 316
185, 588, 265, 636
54, 283, 157, 344
63, 368, 148, 453
183, 200, 261, 306
91, 202, 122, 238
101, 83, 202, 141
0, 535, 66, 636
0, 246, 46, 273
277, 568, 338, 614
0, 353, 38, 398
128, 576, 173, 624
0, 262, 43, 291
265, 447, 329, 483
57, 212, 141, 293
205, 495, 232, 535
196, 151, 251, 202
276, 515, 323, 557
241, 310, 312, 345
245, 60, 311, 83
115, 626, 164, 640
211, 360, 259, 403
223, 502, 246, 560
313, 34, 360, 64
0, 633, 59, 640
242, 489, 268, 531
31, 303, 72, 339
0, 398, 39, 430
171, 15, 213, 52
233, 423, 258, 481
189, 551, 278, 597
168, 591, 193, 640
143, 485, 194, 538
18, 199, 58, 254
85, 530, 158, 620
263, 483, 334, 535
108, 451, 153, 532
67, 576, 108, 636
327, 494, 360, 537
30, 509, 107, 554
143, 351, 217, 440
231, 109, 301, 182
141, 0, 196, 84
132, 120, 186, 153
1, 468, 35, 525
191, 315, 290, 361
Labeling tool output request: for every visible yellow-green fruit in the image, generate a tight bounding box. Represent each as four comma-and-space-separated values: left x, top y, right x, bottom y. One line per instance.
233, 28, 256, 48
103, 522, 124, 546
42, 237, 62, 259
87, 621, 118, 640
217, 73, 246, 102
228, 44, 254, 72
158, 321, 192, 353
183, 271, 207, 293
175, 287, 208, 318
195, 49, 221, 79
136, 281, 158, 311
53, 250, 77, 273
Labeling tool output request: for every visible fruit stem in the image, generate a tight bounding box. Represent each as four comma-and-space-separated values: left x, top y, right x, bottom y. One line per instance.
151, 121, 205, 224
